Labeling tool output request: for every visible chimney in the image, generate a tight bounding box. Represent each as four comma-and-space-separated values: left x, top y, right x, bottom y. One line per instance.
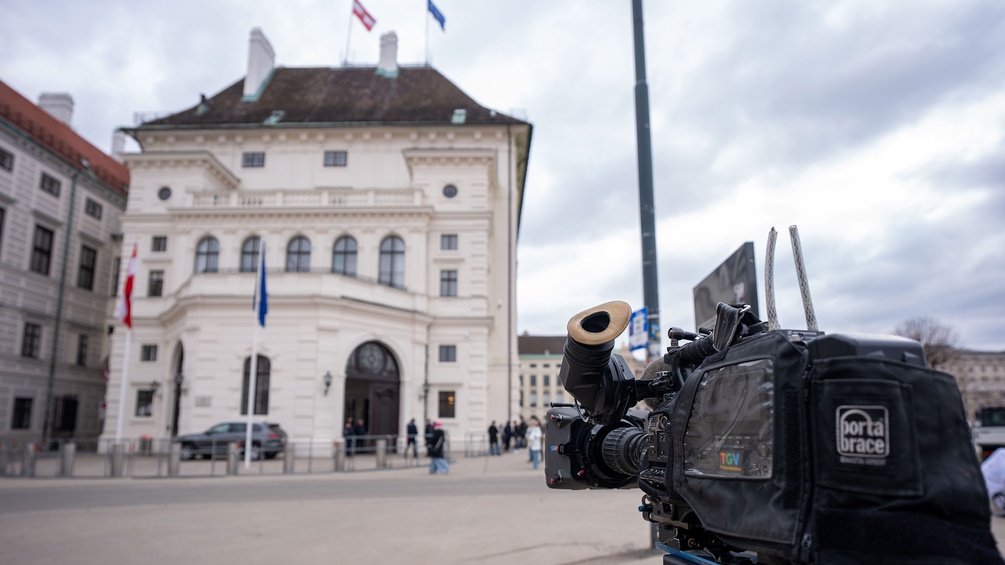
376, 31, 399, 77
39, 92, 74, 126
244, 28, 276, 98
111, 130, 127, 162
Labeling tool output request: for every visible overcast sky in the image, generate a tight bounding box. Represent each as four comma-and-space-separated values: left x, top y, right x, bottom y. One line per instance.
3, 0, 1004, 351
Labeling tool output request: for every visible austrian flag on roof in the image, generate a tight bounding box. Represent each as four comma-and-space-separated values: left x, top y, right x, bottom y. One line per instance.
353, 0, 376, 31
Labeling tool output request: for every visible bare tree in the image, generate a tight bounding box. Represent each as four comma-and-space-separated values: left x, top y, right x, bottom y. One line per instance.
893, 316, 960, 369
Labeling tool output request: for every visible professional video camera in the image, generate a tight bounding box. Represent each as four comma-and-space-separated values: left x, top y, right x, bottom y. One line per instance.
545, 300, 1003, 565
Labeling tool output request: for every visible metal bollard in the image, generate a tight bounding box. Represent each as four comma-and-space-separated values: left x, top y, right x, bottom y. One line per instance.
227, 442, 240, 475
283, 445, 295, 474
59, 441, 76, 477
21, 443, 38, 477
168, 442, 181, 477
108, 443, 126, 477
333, 440, 346, 472
375, 438, 388, 469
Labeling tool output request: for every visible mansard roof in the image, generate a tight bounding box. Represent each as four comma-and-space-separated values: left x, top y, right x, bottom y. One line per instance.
139, 66, 528, 129
518, 334, 568, 357
0, 80, 129, 195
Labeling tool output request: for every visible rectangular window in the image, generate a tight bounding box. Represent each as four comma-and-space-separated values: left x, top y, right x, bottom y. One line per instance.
440, 270, 458, 297
141, 345, 158, 362
111, 257, 121, 297
76, 334, 88, 366
440, 234, 458, 250
77, 245, 97, 290
31, 225, 54, 275
0, 207, 5, 255
151, 236, 167, 252
0, 147, 13, 172
148, 270, 164, 297
242, 152, 265, 168
438, 391, 456, 419
39, 172, 61, 196
135, 390, 154, 417
324, 150, 348, 167
84, 198, 103, 220
11, 398, 32, 430
22, 322, 42, 358
438, 344, 457, 363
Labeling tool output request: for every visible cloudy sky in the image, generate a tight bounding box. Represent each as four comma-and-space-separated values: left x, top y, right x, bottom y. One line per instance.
3, 0, 1004, 351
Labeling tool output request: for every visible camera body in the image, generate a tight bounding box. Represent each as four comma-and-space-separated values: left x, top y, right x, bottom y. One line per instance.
545, 301, 1000, 565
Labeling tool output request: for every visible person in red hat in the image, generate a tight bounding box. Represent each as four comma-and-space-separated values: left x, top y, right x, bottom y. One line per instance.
428, 422, 449, 474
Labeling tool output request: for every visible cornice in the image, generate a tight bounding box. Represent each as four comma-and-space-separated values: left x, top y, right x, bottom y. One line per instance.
123, 150, 240, 190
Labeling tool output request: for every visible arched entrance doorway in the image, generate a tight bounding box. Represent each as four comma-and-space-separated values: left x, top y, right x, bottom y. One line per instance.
344, 342, 400, 445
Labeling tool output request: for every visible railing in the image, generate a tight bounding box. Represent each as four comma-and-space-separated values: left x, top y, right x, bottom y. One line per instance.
190, 188, 420, 210
0, 434, 445, 479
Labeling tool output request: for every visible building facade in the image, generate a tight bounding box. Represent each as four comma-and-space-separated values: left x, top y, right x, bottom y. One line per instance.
100, 30, 531, 449
517, 333, 647, 423
943, 350, 1005, 422
0, 80, 129, 444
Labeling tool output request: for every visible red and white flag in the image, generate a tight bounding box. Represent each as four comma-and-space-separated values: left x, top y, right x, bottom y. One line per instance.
353, 0, 376, 31
115, 243, 137, 329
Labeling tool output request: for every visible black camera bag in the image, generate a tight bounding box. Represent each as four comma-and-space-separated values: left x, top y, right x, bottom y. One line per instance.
668, 330, 1001, 564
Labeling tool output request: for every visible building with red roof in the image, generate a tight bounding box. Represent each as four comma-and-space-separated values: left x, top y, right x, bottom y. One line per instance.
0, 79, 129, 445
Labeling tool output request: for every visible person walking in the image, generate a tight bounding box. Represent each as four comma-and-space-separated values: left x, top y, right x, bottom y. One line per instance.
488, 421, 501, 456
526, 416, 543, 470
406, 418, 419, 459
428, 422, 449, 474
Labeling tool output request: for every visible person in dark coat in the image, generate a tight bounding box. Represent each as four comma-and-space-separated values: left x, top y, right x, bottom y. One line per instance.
343, 417, 355, 456
502, 421, 513, 452
488, 421, 501, 456
406, 418, 419, 458
428, 422, 449, 474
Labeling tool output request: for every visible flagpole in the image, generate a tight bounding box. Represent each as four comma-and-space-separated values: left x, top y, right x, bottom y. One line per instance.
114, 329, 132, 444
425, 0, 430, 65
344, 1, 354, 65
245, 241, 264, 468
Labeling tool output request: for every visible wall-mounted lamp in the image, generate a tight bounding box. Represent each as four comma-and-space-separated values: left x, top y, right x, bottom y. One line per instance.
323, 371, 333, 396
420, 382, 430, 402
174, 372, 186, 396
150, 380, 160, 394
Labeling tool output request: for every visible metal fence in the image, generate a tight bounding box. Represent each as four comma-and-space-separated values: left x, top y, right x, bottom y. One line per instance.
0, 434, 448, 479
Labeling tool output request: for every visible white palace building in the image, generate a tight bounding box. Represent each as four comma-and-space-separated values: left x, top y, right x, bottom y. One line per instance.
100, 29, 532, 449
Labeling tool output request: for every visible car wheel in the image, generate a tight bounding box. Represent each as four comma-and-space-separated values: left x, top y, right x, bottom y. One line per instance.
239, 444, 262, 461
179, 443, 196, 461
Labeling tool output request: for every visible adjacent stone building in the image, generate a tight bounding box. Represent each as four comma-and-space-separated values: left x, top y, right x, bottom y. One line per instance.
0, 80, 129, 445
100, 29, 532, 450
517, 333, 646, 423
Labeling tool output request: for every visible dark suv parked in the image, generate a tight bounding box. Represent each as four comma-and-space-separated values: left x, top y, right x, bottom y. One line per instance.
176, 421, 287, 461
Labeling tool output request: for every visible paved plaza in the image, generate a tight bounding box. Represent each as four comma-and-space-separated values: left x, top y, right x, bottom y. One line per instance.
1, 449, 1004, 564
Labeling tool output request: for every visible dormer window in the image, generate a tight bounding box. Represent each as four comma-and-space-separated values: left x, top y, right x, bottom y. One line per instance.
242, 152, 265, 168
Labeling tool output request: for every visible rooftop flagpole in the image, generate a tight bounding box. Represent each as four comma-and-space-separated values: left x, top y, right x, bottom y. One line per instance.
344, 1, 353, 65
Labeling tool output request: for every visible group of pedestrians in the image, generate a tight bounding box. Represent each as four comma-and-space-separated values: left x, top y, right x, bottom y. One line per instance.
342, 416, 367, 455
488, 415, 543, 469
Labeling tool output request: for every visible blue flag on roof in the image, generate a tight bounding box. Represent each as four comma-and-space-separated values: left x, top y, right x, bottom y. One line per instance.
254, 242, 268, 327
428, 0, 445, 31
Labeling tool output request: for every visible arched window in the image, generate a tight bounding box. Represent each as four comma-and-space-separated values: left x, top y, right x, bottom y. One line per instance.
195, 236, 219, 273
241, 355, 270, 415
378, 235, 404, 287
240, 237, 262, 273
332, 236, 357, 276
286, 236, 311, 272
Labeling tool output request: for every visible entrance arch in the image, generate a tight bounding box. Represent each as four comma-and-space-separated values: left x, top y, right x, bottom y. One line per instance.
344, 341, 400, 443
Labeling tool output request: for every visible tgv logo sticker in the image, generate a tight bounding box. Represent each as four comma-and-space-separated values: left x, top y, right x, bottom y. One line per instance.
836, 405, 889, 459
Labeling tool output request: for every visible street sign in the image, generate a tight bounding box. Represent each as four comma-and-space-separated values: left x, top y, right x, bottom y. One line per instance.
629, 307, 648, 351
